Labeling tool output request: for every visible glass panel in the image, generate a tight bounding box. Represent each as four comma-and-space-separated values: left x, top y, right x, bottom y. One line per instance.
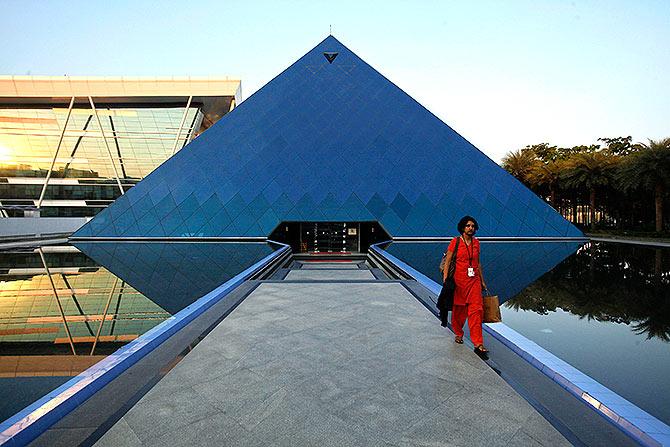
0, 109, 63, 178
0, 105, 202, 216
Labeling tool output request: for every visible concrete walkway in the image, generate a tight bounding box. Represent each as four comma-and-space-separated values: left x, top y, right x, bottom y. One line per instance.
95, 261, 570, 446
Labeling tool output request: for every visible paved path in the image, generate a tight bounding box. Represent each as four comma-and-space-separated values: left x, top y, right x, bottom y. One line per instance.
95, 261, 570, 446
284, 269, 375, 280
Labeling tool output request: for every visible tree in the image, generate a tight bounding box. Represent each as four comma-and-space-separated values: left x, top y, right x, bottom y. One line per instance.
501, 149, 539, 188
618, 138, 670, 232
524, 143, 598, 163
525, 143, 558, 163
598, 136, 644, 157
561, 152, 619, 229
560, 144, 600, 159
527, 160, 563, 208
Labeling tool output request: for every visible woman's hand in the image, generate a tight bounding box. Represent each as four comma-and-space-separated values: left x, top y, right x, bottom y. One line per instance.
478, 266, 487, 292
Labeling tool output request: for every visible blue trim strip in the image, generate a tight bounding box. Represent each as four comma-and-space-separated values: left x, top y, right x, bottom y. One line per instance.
0, 243, 290, 447
370, 242, 670, 447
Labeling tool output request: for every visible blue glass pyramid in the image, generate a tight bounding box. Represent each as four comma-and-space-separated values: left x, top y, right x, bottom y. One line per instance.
74, 36, 581, 238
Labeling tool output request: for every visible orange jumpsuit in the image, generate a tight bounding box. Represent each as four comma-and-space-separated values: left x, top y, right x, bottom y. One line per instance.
448, 236, 483, 347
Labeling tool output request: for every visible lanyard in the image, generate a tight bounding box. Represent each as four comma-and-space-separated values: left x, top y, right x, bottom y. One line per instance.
461, 236, 474, 267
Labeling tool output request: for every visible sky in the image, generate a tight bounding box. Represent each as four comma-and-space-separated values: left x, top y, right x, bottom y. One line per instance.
1, 0, 668, 162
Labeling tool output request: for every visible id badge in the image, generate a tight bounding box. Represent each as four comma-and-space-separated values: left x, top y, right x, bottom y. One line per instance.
467, 267, 475, 277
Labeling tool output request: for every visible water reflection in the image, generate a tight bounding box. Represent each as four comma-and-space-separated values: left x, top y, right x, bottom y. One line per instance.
507, 241, 670, 342
0, 242, 274, 422
386, 240, 670, 342
73, 242, 275, 314
0, 245, 155, 359
385, 241, 583, 303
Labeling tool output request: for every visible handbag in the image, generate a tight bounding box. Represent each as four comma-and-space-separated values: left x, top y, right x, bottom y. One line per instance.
438, 236, 460, 275
482, 288, 502, 323
436, 237, 460, 326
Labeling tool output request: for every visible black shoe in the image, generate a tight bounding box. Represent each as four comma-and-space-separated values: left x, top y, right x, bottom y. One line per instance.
474, 346, 489, 360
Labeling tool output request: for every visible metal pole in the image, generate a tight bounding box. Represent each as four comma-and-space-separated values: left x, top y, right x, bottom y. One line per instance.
91, 277, 118, 355
38, 96, 75, 209
38, 247, 76, 355
358, 222, 361, 253
171, 96, 193, 156
61, 274, 94, 336
88, 96, 125, 194
109, 281, 124, 335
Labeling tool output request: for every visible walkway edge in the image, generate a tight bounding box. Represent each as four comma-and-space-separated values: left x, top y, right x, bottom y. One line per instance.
588, 236, 670, 248
0, 243, 290, 447
369, 243, 670, 447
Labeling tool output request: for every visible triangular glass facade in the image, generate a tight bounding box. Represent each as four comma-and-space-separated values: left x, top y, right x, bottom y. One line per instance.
74, 36, 581, 238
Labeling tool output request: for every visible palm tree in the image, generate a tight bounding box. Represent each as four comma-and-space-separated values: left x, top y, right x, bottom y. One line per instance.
617, 138, 670, 232
527, 160, 563, 209
561, 152, 619, 229
502, 149, 539, 188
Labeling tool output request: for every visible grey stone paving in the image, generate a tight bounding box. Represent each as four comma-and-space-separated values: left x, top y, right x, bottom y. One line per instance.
299, 262, 362, 269
95, 264, 570, 447
284, 269, 375, 280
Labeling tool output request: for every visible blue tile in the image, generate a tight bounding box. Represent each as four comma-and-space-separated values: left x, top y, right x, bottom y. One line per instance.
339, 193, 370, 219
177, 194, 200, 221
182, 211, 208, 235
247, 193, 271, 219
224, 193, 247, 220
380, 209, 404, 235
160, 208, 183, 235
153, 193, 177, 219
258, 208, 280, 235
366, 193, 388, 219
112, 209, 136, 235
390, 193, 412, 221
200, 194, 224, 221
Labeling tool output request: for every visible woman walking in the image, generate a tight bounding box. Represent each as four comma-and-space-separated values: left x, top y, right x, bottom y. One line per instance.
442, 215, 489, 359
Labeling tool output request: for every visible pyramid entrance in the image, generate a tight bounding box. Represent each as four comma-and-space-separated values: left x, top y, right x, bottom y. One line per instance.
269, 221, 390, 253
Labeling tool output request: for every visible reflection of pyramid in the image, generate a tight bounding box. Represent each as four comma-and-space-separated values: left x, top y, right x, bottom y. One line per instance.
73, 242, 274, 314
74, 36, 581, 239
386, 241, 584, 303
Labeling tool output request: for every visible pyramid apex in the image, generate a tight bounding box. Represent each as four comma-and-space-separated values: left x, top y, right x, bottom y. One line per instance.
316, 34, 345, 48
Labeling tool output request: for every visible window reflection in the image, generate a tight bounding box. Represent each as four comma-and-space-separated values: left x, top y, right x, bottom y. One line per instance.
0, 246, 169, 362
0, 106, 203, 217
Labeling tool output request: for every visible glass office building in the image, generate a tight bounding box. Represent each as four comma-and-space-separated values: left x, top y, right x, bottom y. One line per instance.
0, 76, 241, 218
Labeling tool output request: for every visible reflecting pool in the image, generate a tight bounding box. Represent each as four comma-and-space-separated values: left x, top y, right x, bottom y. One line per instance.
0, 242, 275, 423
386, 240, 670, 425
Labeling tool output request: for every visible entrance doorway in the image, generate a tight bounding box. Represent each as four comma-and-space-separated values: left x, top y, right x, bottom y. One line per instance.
301, 222, 356, 253
269, 221, 390, 253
